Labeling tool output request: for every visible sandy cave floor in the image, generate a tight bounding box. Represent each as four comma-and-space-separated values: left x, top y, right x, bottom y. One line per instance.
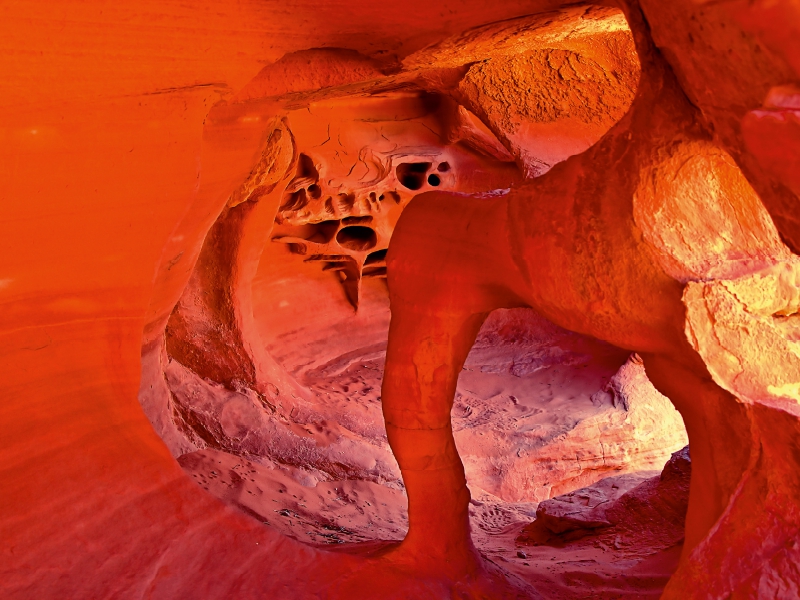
177, 242, 687, 598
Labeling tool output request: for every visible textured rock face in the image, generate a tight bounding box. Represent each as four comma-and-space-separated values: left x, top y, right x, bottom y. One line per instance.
168, 293, 687, 522
684, 262, 800, 405
639, 0, 800, 253
456, 322, 687, 503
2, 1, 800, 600
454, 38, 638, 177
268, 93, 514, 308
522, 446, 690, 544
403, 5, 641, 178
150, 29, 672, 563
508, 448, 691, 599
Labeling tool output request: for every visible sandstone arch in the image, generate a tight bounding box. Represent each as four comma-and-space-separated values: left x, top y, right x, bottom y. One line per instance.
3, 0, 800, 598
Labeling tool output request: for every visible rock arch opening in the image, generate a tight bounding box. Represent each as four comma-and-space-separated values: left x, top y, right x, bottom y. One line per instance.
6, 0, 800, 598
396, 162, 433, 191
134, 3, 800, 598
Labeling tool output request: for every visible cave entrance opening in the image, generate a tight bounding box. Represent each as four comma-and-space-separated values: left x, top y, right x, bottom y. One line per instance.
134, 6, 700, 594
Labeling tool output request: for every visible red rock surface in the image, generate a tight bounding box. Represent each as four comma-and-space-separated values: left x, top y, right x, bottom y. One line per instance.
2, 1, 799, 599
522, 446, 690, 544
510, 447, 690, 599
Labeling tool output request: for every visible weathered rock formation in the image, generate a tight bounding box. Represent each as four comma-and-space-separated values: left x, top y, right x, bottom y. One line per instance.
520, 446, 690, 546
509, 447, 691, 599
2, 1, 799, 599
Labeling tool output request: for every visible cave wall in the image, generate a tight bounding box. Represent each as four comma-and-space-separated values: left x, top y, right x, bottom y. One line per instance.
0, 2, 565, 597
1, 1, 799, 598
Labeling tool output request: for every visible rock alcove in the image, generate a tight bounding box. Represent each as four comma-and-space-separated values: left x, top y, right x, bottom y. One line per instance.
4, 1, 800, 599
139, 5, 758, 597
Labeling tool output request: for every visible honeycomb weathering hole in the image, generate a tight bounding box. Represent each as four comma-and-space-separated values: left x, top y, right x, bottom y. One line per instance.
297, 153, 319, 179
336, 225, 377, 251
365, 249, 387, 265
396, 162, 432, 190
6, 0, 800, 592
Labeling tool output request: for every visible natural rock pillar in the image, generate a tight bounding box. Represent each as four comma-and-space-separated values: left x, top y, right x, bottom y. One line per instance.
381, 194, 524, 575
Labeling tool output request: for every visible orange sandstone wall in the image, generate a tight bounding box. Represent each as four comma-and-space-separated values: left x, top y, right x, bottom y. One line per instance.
2, 1, 799, 598
0, 2, 549, 597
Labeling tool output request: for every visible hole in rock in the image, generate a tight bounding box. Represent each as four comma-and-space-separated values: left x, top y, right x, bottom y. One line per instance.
336, 225, 377, 252
297, 153, 319, 180
384, 191, 401, 204
365, 249, 387, 265
286, 242, 307, 255
243, 232, 690, 564
281, 221, 340, 245
396, 162, 431, 190
136, 28, 704, 597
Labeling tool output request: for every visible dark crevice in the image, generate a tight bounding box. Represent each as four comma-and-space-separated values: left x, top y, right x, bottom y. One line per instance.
396, 162, 432, 190
336, 226, 377, 251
